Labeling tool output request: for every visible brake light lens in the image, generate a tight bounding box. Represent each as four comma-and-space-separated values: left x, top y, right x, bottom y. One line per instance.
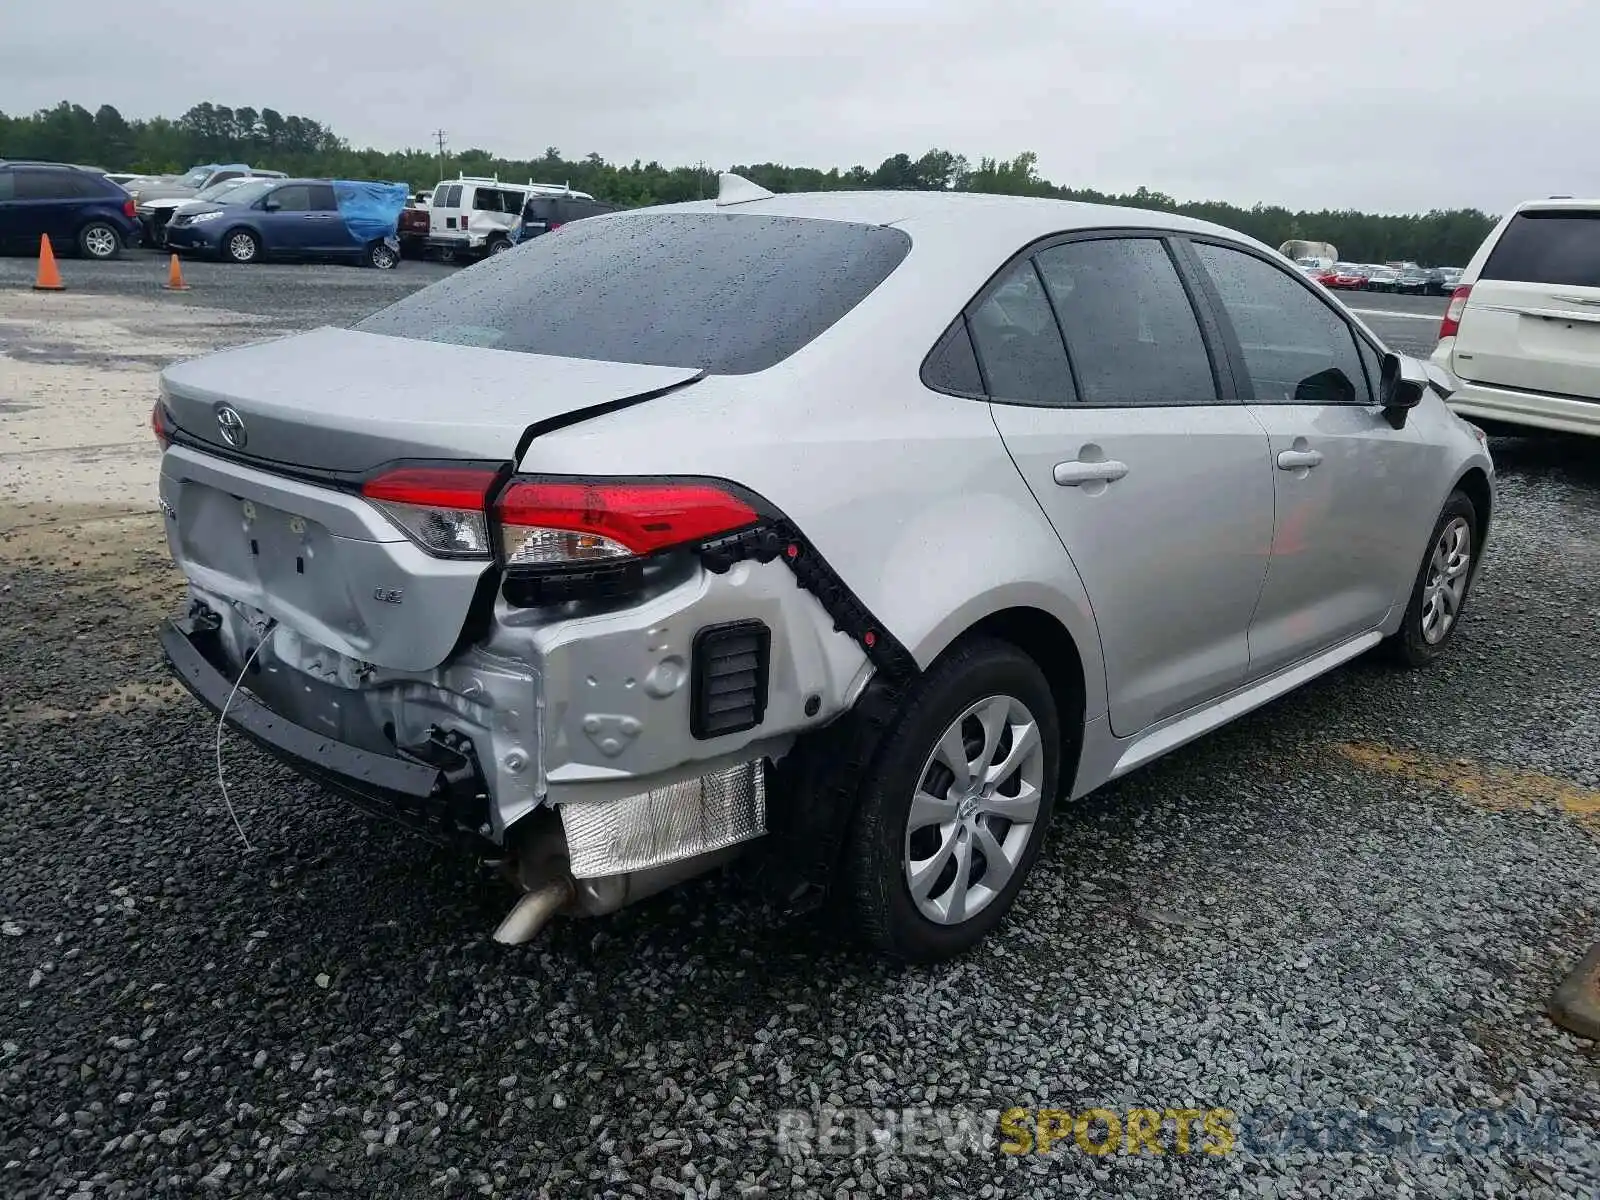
123, 198, 136, 220
496, 480, 759, 567
150, 400, 171, 449
1440, 284, 1472, 339
361, 467, 498, 558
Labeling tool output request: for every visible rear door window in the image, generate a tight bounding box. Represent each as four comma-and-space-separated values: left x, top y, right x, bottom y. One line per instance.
13, 170, 78, 201
356, 212, 912, 375
0, 172, 13, 201
1480, 211, 1600, 287
967, 260, 1076, 405
1035, 238, 1219, 406
307, 183, 338, 212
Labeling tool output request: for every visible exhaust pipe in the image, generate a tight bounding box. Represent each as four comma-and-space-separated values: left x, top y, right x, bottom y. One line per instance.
491, 877, 574, 946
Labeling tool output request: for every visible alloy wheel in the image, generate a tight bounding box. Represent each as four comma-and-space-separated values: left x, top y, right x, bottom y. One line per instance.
228, 233, 256, 262
1421, 516, 1472, 644
83, 226, 118, 259
903, 694, 1045, 925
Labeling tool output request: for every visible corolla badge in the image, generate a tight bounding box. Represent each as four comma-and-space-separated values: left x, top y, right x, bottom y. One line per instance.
215, 405, 248, 449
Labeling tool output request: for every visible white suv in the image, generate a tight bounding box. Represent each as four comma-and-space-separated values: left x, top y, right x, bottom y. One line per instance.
1432, 198, 1600, 437
426, 176, 595, 259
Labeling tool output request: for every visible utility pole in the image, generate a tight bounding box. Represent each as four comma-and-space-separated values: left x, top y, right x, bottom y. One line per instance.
433, 129, 448, 179
697, 161, 706, 200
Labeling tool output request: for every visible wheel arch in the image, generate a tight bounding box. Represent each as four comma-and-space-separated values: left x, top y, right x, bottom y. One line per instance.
908, 581, 1106, 726
1452, 465, 1493, 553
944, 605, 1091, 796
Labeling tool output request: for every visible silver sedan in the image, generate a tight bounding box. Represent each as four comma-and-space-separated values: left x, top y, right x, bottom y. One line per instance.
152, 179, 1493, 961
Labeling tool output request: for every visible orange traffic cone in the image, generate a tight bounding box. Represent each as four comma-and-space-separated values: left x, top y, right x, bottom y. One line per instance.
163, 253, 189, 292
33, 235, 64, 291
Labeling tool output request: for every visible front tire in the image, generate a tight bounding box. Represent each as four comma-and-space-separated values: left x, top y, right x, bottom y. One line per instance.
843, 637, 1061, 962
1386, 490, 1478, 668
78, 221, 121, 260
223, 229, 260, 264
485, 235, 512, 256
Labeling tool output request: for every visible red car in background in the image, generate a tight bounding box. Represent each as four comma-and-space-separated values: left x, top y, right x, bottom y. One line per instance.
1323, 263, 1368, 290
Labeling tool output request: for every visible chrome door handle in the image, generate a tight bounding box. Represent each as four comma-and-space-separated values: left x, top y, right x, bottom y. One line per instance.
1276, 449, 1323, 470
1053, 459, 1129, 486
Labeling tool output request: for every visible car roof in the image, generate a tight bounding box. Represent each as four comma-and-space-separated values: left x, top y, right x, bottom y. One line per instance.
640, 189, 1279, 270
1513, 197, 1600, 214
0, 159, 96, 170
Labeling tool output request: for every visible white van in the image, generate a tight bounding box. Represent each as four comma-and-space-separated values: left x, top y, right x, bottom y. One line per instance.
1432, 198, 1600, 437
426, 175, 595, 259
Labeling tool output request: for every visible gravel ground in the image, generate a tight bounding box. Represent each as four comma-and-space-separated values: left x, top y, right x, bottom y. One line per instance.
1, 269, 1598, 1199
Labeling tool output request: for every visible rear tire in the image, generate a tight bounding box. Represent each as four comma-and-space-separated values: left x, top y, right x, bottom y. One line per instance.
485, 235, 511, 256
367, 240, 398, 270
78, 221, 121, 260
842, 637, 1061, 962
1385, 490, 1478, 669
223, 229, 260, 264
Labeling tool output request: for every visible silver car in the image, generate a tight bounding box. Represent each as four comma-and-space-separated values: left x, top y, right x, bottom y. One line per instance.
153, 176, 1494, 961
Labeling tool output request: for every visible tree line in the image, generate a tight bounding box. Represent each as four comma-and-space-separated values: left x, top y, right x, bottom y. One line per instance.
0, 100, 1498, 265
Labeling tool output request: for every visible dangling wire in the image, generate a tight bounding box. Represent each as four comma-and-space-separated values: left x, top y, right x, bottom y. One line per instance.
215, 620, 276, 851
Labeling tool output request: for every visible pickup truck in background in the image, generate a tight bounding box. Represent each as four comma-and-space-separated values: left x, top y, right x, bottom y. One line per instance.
398, 191, 432, 259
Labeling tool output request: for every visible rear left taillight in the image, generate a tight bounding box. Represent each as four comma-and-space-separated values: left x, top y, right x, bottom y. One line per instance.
496, 479, 759, 568
1440, 284, 1472, 339
150, 400, 171, 449
361, 466, 499, 558
123, 198, 136, 219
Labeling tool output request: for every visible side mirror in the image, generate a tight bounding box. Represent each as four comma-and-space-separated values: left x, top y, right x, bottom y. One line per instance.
261, 198, 280, 212
1378, 353, 1425, 429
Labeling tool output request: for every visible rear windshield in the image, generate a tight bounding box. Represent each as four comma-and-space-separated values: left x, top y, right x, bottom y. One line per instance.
356, 212, 913, 374
1481, 210, 1600, 287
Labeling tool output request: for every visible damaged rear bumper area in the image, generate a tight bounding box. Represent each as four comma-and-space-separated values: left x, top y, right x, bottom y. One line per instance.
161, 608, 776, 941
160, 614, 499, 848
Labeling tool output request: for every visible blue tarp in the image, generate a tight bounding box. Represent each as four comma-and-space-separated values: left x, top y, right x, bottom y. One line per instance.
332, 180, 409, 246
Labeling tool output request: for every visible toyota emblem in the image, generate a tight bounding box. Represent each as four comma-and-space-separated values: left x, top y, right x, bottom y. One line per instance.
215, 405, 248, 449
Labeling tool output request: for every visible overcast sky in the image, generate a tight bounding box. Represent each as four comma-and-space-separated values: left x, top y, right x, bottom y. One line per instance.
1, 0, 1591, 214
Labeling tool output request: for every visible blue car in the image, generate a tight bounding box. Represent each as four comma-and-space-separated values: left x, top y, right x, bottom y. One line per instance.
164, 177, 407, 268
0, 160, 142, 259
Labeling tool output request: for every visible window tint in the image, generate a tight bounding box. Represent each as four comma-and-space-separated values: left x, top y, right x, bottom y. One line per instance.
212, 171, 243, 185
1193, 242, 1369, 406
922, 318, 984, 395
356, 212, 912, 375
472, 187, 521, 214
967, 260, 1076, 405
0, 172, 12, 202
13, 170, 79, 201
307, 183, 338, 212
1035, 238, 1218, 406
1481, 211, 1600, 287
270, 185, 312, 212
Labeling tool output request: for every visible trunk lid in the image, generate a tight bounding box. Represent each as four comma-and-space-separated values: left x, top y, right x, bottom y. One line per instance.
159, 326, 703, 473
158, 329, 703, 670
